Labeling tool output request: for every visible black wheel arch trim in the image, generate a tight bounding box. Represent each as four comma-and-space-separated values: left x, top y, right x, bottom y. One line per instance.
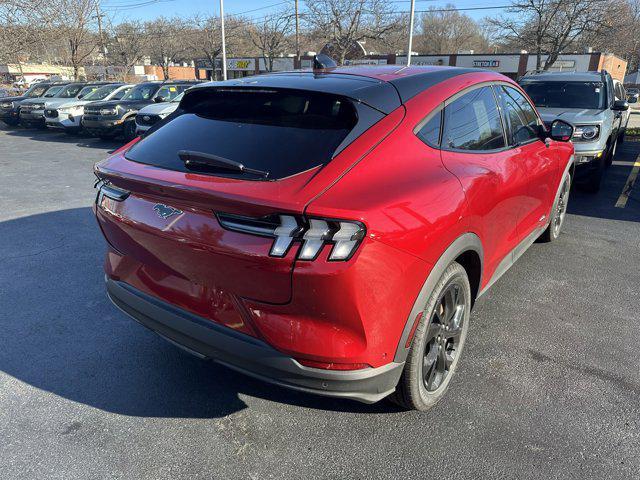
393, 232, 483, 363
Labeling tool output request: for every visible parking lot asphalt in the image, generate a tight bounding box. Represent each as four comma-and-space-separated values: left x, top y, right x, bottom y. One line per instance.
1, 124, 639, 480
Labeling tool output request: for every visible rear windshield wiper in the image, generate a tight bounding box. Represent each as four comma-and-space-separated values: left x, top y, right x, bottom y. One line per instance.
178, 150, 270, 178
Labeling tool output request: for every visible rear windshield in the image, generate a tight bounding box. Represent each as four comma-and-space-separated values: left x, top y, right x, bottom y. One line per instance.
125, 88, 363, 180
520, 81, 606, 109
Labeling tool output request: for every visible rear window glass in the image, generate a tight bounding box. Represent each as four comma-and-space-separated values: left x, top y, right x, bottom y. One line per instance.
125, 89, 360, 180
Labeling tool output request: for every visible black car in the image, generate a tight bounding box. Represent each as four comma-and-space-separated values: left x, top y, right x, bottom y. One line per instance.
82, 80, 197, 141
0, 82, 69, 126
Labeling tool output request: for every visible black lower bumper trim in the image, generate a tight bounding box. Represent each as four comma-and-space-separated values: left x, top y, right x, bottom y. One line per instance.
106, 279, 403, 403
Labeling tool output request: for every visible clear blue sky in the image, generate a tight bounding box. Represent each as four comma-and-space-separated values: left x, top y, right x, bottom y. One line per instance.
102, 0, 508, 23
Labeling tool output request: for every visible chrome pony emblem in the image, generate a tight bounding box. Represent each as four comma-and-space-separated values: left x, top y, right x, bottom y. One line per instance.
153, 203, 183, 219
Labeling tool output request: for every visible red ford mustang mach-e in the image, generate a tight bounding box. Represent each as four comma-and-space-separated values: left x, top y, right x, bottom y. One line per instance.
94, 66, 574, 411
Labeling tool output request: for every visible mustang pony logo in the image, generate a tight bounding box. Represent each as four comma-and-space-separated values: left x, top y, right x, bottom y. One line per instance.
153, 204, 183, 219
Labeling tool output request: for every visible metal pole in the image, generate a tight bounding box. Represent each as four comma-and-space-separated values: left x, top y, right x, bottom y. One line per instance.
220, 0, 227, 80
406, 0, 416, 66
295, 0, 300, 68
95, 3, 107, 79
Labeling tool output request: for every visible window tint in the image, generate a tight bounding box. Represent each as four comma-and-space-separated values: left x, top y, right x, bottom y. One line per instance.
496, 86, 540, 145
78, 85, 99, 98
44, 86, 63, 97
122, 84, 159, 101
83, 84, 120, 101
521, 81, 606, 109
156, 85, 185, 101
111, 87, 131, 100
416, 110, 441, 147
442, 86, 505, 151
126, 89, 364, 180
56, 84, 84, 98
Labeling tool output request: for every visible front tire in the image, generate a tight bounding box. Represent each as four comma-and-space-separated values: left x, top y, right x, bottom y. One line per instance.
392, 262, 471, 411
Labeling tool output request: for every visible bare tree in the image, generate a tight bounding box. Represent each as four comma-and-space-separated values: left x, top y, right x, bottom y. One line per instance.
583, 0, 639, 71
107, 20, 148, 80
188, 14, 249, 78
419, 5, 489, 54
55, 0, 101, 78
144, 16, 190, 79
304, 0, 399, 64
248, 10, 294, 72
489, 0, 612, 70
0, 1, 59, 66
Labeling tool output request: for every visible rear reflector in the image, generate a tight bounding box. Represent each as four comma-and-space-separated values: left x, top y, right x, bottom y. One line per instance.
296, 359, 371, 371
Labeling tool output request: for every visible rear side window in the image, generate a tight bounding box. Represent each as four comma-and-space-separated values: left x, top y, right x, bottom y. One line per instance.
495, 86, 540, 145
416, 110, 441, 147
125, 88, 363, 180
442, 86, 505, 151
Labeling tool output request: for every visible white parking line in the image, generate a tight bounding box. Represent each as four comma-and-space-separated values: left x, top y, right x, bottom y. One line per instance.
612, 161, 637, 167
615, 155, 640, 208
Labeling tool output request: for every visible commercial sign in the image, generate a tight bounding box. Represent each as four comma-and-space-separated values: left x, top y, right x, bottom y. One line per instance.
549, 60, 576, 69
227, 59, 255, 71
473, 60, 500, 68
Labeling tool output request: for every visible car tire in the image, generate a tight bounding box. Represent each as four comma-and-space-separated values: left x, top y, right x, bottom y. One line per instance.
123, 119, 136, 142
391, 261, 471, 411
606, 138, 617, 167
539, 171, 571, 243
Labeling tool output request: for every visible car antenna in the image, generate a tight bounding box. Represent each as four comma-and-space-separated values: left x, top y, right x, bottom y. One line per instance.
313, 54, 337, 70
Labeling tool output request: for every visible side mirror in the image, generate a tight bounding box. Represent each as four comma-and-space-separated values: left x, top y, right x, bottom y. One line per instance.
549, 119, 574, 142
612, 99, 629, 111
77, 94, 84, 99
154, 96, 165, 103
627, 96, 637, 104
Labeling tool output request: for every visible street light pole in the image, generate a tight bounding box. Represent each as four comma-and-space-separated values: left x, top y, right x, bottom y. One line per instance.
220, 0, 227, 80
295, 0, 300, 68
406, 0, 416, 66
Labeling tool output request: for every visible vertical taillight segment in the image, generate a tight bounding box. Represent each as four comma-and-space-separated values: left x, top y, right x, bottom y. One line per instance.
216, 213, 365, 262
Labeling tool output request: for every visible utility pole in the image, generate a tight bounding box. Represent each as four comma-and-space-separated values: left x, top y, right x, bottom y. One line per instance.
295, 0, 300, 68
220, 0, 227, 80
95, 3, 107, 79
406, 0, 416, 66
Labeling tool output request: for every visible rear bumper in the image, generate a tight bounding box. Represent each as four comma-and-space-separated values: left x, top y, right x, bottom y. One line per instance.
106, 278, 404, 403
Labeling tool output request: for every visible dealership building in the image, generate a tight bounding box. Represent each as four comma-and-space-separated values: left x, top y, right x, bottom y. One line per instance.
197, 51, 627, 82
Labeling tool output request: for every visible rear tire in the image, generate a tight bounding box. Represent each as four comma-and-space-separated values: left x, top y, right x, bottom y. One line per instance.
392, 262, 471, 411
539, 171, 571, 243
123, 119, 136, 142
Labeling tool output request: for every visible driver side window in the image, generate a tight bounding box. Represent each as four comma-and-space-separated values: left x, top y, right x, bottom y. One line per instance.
495, 85, 540, 146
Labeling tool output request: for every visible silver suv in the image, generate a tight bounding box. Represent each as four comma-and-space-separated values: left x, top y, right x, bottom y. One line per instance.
519, 70, 630, 192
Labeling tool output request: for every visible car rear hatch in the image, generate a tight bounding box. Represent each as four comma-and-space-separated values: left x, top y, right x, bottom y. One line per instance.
95, 81, 401, 335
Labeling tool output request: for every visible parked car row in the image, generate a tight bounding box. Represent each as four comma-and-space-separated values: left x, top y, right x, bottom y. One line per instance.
0, 79, 198, 141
